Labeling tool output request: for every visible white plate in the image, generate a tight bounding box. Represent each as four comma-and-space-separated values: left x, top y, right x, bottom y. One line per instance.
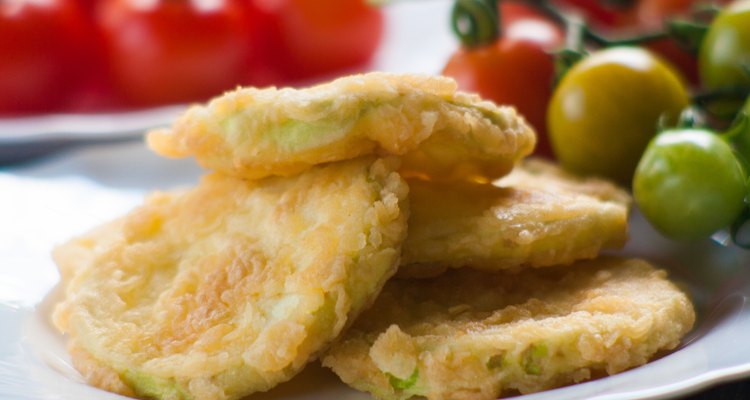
2, 141, 750, 400
0, 105, 187, 144
2, 1, 750, 398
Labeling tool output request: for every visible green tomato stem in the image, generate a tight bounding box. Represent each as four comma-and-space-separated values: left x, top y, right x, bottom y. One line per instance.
534, 0, 667, 46
366, 0, 436, 6
451, 0, 500, 48
670, 107, 707, 131
585, 30, 669, 47
600, 0, 636, 9
535, 0, 667, 84
722, 112, 749, 142
535, 1, 587, 83
552, 48, 587, 85
692, 86, 750, 107
731, 206, 750, 249
666, 19, 709, 55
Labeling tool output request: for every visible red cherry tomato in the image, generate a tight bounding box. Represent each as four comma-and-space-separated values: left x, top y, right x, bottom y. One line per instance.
253, 0, 384, 83
630, 0, 702, 85
75, 0, 97, 17
552, 0, 701, 86
644, 38, 698, 85
443, 5, 563, 157
0, 0, 91, 115
499, 0, 550, 23
96, 0, 254, 107
551, 0, 634, 29
633, 0, 693, 25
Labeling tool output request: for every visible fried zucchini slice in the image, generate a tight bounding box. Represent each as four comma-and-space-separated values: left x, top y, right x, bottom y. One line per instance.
147, 72, 535, 182
400, 159, 630, 277
53, 157, 409, 400
323, 257, 695, 400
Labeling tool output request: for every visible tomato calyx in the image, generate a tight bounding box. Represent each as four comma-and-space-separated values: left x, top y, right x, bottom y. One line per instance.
451, 0, 500, 48
449, 0, 703, 81
665, 19, 709, 54
504, 0, 717, 84
658, 5, 721, 56
692, 85, 750, 121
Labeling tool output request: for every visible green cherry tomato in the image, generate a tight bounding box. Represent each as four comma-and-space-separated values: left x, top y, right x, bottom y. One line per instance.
699, 0, 750, 119
633, 129, 748, 241
548, 47, 689, 185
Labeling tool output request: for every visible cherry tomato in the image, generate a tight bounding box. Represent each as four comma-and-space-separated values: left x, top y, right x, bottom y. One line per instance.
499, 0, 553, 24
634, 129, 747, 240
96, 0, 254, 107
62, 67, 124, 112
235, 1, 283, 88
699, 0, 750, 119
550, 0, 633, 29
500, 1, 564, 43
557, 0, 698, 30
547, 47, 689, 184
254, 0, 384, 82
631, 0, 694, 26
0, 0, 91, 114
443, 4, 563, 157
644, 39, 698, 86
75, 0, 97, 17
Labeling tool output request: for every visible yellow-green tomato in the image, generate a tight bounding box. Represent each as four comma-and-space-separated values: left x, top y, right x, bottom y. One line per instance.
548, 47, 689, 185
633, 129, 747, 241
698, 0, 750, 119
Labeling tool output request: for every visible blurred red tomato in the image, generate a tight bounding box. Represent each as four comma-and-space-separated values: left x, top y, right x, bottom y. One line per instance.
551, 0, 700, 30
253, 0, 384, 82
553, 0, 703, 85
501, 1, 564, 44
444, 3, 563, 157
624, 0, 702, 85
645, 38, 698, 85
75, 0, 97, 17
551, 0, 633, 28
500, 0, 549, 22
633, 0, 694, 25
97, 0, 254, 106
0, 0, 91, 114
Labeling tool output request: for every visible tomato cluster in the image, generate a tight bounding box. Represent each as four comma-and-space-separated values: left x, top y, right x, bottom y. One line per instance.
443, 0, 750, 244
0, 0, 384, 115
633, 1, 750, 242
442, 0, 711, 159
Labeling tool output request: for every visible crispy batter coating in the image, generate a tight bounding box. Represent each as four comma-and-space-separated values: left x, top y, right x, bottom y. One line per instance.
53, 157, 409, 400
147, 73, 535, 182
322, 257, 695, 400
53, 218, 125, 288
400, 159, 631, 277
